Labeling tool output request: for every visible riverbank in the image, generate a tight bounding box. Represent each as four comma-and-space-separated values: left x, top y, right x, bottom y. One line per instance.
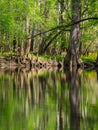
0, 55, 98, 70
0, 55, 63, 70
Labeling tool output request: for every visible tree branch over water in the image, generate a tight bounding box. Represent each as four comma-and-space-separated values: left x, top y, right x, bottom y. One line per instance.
30, 17, 98, 38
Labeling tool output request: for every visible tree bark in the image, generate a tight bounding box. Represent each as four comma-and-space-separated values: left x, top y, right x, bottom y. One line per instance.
24, 16, 31, 57
72, 0, 81, 67
65, 0, 81, 69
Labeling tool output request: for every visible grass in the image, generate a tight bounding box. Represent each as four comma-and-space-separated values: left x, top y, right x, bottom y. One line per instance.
81, 53, 97, 62
0, 51, 97, 62
39, 55, 65, 60
0, 52, 16, 56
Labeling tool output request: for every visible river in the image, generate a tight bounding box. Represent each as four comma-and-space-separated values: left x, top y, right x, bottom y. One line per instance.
0, 68, 98, 130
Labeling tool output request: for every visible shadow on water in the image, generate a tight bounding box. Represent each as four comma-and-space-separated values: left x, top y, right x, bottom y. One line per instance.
0, 67, 98, 130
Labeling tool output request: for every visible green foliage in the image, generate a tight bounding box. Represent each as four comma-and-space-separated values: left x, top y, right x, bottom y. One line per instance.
0, 0, 98, 57
40, 54, 65, 60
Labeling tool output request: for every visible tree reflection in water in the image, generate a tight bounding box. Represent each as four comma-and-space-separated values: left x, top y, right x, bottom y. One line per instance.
0, 68, 98, 130
66, 68, 81, 130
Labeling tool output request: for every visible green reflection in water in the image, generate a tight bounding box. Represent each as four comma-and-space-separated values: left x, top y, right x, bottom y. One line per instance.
0, 69, 98, 130
80, 70, 98, 130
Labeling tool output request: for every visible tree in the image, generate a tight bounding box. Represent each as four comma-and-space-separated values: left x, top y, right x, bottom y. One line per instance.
65, 0, 82, 69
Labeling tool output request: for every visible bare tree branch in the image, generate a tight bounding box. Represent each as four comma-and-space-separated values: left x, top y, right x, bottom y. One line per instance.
29, 17, 98, 39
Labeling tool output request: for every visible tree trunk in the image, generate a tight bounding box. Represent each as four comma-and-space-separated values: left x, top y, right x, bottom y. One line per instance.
30, 26, 36, 52
58, 0, 66, 49
65, 0, 82, 69
24, 16, 31, 57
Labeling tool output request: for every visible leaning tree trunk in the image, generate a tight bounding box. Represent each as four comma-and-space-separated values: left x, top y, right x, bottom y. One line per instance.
65, 0, 82, 69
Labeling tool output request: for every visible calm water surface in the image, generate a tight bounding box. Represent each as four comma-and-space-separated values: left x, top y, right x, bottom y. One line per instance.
0, 68, 98, 130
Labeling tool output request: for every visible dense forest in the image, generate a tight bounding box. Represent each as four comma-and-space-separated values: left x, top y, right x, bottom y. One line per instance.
0, 0, 98, 69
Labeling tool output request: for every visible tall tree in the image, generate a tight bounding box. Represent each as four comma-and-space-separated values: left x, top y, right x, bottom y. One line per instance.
65, 0, 82, 69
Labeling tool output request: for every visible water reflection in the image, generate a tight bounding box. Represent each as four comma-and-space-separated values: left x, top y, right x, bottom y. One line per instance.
66, 68, 81, 130
0, 68, 98, 130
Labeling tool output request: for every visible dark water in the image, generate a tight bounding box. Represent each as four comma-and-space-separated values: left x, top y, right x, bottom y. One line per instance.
0, 68, 98, 130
